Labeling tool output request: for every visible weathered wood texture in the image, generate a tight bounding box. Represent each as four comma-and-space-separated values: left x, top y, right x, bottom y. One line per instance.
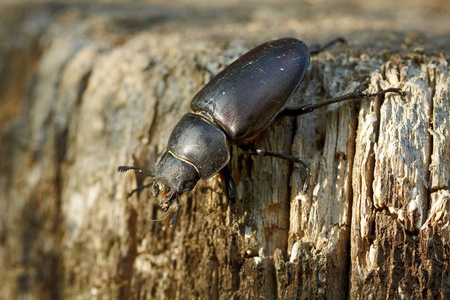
0, 2, 449, 299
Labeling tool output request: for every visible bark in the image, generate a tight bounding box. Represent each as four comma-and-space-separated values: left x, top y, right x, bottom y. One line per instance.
0, 2, 449, 299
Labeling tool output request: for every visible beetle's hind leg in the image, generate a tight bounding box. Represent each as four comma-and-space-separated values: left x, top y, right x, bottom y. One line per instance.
239, 145, 310, 192
280, 88, 404, 117
309, 37, 346, 55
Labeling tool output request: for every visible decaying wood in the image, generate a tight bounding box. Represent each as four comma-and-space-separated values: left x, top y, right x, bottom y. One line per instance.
0, 2, 449, 299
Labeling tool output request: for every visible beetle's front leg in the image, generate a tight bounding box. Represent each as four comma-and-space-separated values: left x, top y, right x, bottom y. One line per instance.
124, 183, 153, 198
239, 144, 310, 192
219, 166, 237, 224
171, 195, 181, 227
218, 166, 242, 268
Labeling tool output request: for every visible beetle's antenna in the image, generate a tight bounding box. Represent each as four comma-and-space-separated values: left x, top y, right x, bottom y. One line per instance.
117, 166, 154, 177
117, 166, 155, 198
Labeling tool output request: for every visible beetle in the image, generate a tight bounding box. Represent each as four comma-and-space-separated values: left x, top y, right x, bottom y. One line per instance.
118, 37, 403, 227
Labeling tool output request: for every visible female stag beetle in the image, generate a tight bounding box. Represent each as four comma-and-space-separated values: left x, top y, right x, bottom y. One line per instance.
118, 38, 403, 226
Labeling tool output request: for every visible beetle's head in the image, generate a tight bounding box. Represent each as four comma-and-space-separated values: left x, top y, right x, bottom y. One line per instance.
153, 151, 200, 211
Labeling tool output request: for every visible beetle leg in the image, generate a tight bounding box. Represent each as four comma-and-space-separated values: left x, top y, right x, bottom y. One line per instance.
239, 145, 310, 192
280, 88, 404, 116
219, 166, 237, 220
218, 166, 243, 268
125, 182, 153, 199
170, 194, 182, 227
309, 37, 346, 55
195, 63, 216, 81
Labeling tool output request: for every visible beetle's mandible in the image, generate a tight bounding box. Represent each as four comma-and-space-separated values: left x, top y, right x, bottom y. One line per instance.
118, 37, 403, 227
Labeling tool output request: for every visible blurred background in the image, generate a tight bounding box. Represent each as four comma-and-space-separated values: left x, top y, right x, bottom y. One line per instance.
0, 0, 449, 299
1, 0, 449, 124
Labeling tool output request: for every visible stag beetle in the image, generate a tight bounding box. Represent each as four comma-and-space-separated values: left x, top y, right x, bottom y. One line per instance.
118, 37, 403, 227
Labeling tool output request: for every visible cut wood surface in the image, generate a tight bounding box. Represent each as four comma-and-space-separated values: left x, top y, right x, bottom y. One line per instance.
0, 1, 449, 299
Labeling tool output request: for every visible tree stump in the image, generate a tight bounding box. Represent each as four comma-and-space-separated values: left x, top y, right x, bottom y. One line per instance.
0, 2, 449, 299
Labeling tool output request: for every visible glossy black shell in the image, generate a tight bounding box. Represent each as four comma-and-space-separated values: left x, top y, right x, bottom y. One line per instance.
166, 113, 229, 180
191, 38, 310, 143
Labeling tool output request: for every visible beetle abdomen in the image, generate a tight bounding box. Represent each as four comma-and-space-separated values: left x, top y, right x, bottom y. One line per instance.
167, 113, 230, 180
191, 38, 310, 143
